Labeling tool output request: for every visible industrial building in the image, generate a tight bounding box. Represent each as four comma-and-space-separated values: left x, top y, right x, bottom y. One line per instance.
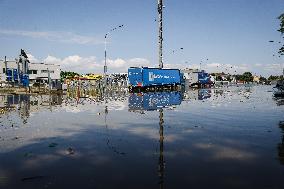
0, 57, 61, 89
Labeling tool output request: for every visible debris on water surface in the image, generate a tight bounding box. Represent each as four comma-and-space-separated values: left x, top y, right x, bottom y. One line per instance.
24, 152, 34, 158
21, 176, 45, 182
66, 147, 75, 155
48, 143, 58, 148
12, 136, 20, 140
279, 121, 284, 128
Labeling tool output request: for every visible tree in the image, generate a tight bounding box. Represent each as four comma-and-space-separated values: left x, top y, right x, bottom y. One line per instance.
242, 72, 253, 82
226, 75, 232, 82
268, 75, 281, 81
259, 76, 267, 84
278, 13, 284, 55
60, 71, 80, 82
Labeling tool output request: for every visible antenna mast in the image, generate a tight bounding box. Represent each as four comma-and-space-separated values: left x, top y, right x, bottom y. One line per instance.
158, 0, 163, 69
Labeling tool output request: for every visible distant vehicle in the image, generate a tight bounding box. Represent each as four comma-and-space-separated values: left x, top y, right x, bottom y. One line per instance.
128, 67, 181, 89
181, 69, 213, 88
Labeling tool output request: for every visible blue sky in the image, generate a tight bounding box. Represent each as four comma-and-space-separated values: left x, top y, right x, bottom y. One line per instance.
0, 0, 283, 76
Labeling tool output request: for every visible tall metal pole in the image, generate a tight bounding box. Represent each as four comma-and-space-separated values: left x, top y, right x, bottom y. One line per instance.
158, 0, 163, 69
47, 68, 51, 92
4, 56, 7, 75
104, 34, 108, 76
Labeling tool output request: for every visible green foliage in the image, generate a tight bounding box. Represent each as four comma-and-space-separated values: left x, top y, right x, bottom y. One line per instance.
226, 75, 232, 82
234, 72, 253, 83
278, 13, 284, 55
268, 75, 283, 81
259, 76, 267, 83
278, 13, 284, 34
60, 71, 80, 82
242, 72, 253, 82
235, 74, 242, 81
216, 75, 222, 81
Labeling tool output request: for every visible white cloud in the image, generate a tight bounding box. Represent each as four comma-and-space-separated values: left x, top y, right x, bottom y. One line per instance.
44, 55, 61, 64
0, 29, 103, 45
254, 63, 262, 67
206, 63, 221, 68
105, 57, 151, 73
44, 55, 100, 73
263, 63, 282, 70
41, 54, 151, 74
107, 58, 126, 68
24, 53, 284, 76
27, 53, 39, 62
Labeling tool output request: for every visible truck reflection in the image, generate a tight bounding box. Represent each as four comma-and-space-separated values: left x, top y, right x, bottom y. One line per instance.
182, 89, 212, 101
128, 91, 182, 189
128, 91, 182, 112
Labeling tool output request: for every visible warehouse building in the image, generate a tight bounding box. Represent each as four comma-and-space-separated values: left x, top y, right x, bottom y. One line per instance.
0, 59, 61, 89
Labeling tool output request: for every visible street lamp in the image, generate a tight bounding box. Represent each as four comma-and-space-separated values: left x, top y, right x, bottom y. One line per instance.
104, 24, 124, 76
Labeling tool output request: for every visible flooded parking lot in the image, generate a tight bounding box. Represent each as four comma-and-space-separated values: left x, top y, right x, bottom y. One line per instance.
0, 85, 284, 189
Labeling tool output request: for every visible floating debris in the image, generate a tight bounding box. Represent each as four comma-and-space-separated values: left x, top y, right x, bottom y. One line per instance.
279, 121, 284, 128
48, 143, 58, 148
24, 152, 34, 158
21, 176, 45, 182
66, 147, 75, 155
12, 136, 20, 140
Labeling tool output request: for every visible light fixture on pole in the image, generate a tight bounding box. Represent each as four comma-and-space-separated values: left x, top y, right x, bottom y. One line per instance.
104, 24, 124, 76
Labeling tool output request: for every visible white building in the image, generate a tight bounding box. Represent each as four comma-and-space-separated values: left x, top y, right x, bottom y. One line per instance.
0, 60, 61, 88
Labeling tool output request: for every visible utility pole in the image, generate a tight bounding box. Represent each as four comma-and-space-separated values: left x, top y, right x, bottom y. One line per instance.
157, 2, 165, 186
16, 58, 20, 84
104, 25, 124, 77
4, 56, 7, 73
104, 33, 108, 77
47, 68, 51, 92
158, 0, 163, 69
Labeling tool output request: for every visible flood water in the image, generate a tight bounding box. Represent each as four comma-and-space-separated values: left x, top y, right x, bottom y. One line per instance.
0, 85, 284, 189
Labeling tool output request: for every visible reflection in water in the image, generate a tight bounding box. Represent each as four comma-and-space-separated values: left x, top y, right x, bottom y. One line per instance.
1, 86, 284, 188
278, 121, 284, 165
183, 89, 212, 101
0, 94, 63, 124
158, 109, 164, 189
274, 97, 284, 106
128, 91, 182, 112
128, 91, 182, 189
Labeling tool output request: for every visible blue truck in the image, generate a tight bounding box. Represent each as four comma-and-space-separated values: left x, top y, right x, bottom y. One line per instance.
128, 91, 182, 111
128, 67, 181, 89
198, 71, 211, 85
181, 69, 212, 88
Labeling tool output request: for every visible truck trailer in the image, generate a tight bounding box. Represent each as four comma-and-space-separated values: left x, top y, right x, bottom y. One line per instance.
128, 67, 181, 90
181, 69, 212, 88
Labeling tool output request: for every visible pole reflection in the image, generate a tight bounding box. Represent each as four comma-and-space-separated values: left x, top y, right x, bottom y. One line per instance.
128, 91, 182, 188
278, 121, 284, 165
158, 108, 165, 189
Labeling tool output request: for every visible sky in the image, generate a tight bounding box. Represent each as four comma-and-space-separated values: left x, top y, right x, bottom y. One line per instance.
0, 0, 283, 76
